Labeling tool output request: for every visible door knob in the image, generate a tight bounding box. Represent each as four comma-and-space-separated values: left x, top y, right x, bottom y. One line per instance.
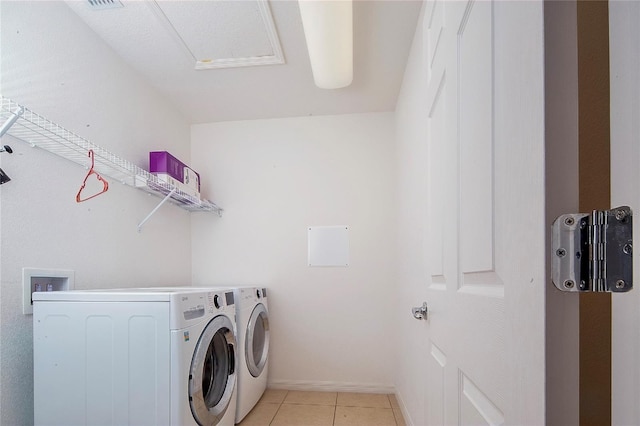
412, 302, 428, 320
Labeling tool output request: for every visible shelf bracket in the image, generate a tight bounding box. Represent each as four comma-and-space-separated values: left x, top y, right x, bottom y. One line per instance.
138, 188, 177, 232
0, 106, 25, 138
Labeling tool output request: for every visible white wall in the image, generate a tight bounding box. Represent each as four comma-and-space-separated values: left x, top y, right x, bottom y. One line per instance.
0, 2, 192, 424
393, 4, 430, 425
191, 113, 397, 392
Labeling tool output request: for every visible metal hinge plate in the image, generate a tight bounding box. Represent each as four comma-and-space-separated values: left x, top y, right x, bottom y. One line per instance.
552, 206, 633, 292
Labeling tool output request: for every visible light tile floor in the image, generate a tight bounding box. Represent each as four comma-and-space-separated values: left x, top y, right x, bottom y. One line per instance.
237, 390, 406, 426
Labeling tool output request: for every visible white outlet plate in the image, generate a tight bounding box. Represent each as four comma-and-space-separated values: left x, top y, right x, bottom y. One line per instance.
23, 268, 75, 315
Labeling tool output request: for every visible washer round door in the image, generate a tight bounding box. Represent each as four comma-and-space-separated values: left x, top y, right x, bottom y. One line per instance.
189, 314, 237, 426
246, 303, 270, 377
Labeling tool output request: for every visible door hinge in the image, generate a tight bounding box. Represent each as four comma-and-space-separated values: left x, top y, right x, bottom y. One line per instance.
552, 206, 633, 292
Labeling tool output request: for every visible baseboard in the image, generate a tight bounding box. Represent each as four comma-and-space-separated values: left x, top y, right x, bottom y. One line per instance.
268, 380, 395, 394
394, 388, 414, 426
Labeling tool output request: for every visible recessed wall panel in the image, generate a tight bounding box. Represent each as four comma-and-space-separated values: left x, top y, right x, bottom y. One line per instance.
129, 316, 159, 424
86, 316, 115, 422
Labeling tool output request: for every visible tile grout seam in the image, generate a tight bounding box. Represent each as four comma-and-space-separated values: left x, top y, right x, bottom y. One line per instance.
268, 390, 288, 426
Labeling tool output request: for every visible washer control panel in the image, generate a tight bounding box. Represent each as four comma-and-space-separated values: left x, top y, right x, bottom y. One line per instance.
176, 291, 219, 322
183, 304, 205, 320
180, 290, 235, 318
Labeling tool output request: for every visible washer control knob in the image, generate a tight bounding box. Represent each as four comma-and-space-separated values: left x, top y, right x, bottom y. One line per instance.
256, 289, 262, 299
213, 294, 221, 309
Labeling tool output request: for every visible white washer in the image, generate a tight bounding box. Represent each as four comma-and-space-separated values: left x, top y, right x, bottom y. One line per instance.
234, 287, 270, 423
33, 287, 238, 426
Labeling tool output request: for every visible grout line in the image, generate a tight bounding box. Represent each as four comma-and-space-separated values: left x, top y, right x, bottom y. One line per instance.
332, 404, 337, 426
391, 407, 400, 426
393, 407, 406, 426
268, 390, 288, 426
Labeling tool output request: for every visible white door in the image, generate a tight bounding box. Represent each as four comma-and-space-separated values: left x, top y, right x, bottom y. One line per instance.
610, 2, 640, 424
422, 1, 545, 424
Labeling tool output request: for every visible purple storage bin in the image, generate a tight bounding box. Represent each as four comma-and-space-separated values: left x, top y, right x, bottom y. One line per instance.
149, 151, 200, 191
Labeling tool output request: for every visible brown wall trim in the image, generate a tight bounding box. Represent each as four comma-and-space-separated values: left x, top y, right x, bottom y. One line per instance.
577, 1, 611, 425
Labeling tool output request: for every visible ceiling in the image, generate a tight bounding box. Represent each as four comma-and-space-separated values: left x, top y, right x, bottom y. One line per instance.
64, 0, 422, 124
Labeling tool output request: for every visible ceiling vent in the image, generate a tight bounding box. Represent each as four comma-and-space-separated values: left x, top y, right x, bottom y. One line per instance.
87, 0, 123, 11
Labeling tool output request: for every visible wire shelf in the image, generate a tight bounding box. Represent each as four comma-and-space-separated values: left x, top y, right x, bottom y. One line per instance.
0, 96, 222, 215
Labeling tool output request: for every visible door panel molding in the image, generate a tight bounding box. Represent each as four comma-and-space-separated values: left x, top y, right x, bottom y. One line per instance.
458, 0, 496, 277
428, 69, 447, 282
426, 342, 447, 425
460, 373, 504, 426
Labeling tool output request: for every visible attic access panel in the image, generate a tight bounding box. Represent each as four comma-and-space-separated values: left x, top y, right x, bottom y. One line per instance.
148, 0, 285, 70
308, 226, 350, 267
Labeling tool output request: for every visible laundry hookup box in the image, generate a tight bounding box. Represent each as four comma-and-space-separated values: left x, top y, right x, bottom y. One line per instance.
149, 151, 201, 200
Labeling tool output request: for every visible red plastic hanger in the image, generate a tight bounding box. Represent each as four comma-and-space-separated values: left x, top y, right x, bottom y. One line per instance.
76, 149, 109, 202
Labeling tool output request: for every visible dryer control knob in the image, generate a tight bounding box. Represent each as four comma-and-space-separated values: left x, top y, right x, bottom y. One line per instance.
213, 294, 221, 309
256, 289, 262, 299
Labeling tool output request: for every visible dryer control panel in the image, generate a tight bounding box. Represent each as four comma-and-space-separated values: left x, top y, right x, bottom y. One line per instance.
239, 287, 268, 303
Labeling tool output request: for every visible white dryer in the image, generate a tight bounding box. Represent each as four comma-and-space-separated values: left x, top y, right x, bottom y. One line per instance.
33, 287, 238, 426
234, 287, 270, 423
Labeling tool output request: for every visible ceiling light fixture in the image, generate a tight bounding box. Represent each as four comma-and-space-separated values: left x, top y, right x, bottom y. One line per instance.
298, 0, 353, 89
